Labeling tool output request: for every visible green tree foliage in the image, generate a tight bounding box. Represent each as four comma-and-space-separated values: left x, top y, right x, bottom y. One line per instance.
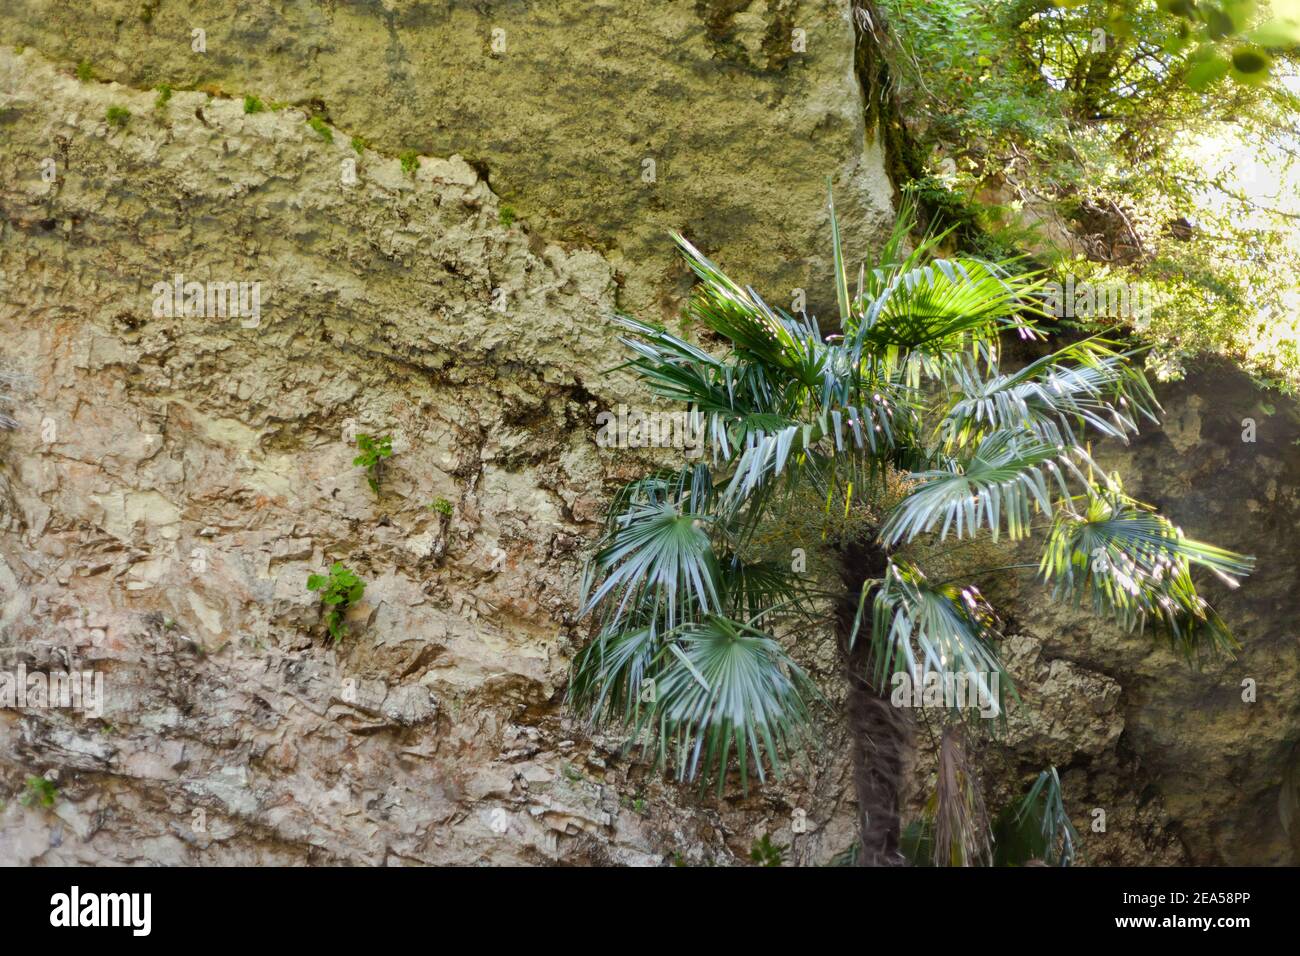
877, 0, 1300, 388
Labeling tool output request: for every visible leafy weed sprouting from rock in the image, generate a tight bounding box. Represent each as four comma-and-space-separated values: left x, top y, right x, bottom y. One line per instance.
399, 149, 419, 175
20, 776, 57, 809
749, 833, 786, 866
353, 433, 392, 494
307, 563, 365, 642
105, 106, 130, 128
307, 116, 333, 143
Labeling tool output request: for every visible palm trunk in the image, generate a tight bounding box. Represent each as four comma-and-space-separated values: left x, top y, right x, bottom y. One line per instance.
837, 540, 911, 866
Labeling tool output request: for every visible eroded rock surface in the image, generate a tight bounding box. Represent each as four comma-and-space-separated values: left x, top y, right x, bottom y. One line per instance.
0, 0, 895, 316
0, 31, 889, 865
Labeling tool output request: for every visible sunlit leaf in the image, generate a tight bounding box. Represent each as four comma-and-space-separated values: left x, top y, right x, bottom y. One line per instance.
1186, 53, 1232, 89
1039, 485, 1255, 658
1247, 16, 1300, 46
1230, 45, 1271, 76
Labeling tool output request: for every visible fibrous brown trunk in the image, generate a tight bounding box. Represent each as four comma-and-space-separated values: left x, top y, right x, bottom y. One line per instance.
837, 539, 912, 866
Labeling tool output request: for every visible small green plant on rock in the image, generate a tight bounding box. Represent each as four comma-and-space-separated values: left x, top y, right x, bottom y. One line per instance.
307, 116, 333, 143
353, 433, 393, 494
749, 833, 785, 867
106, 106, 130, 128
351, 134, 369, 154
155, 83, 172, 109
499, 205, 517, 227
243, 94, 264, 114
307, 563, 365, 642
75, 60, 93, 82
399, 149, 419, 175
428, 497, 453, 517
20, 776, 57, 809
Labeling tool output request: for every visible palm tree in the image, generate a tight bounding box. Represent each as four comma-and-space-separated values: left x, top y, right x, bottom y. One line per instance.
570, 192, 1253, 866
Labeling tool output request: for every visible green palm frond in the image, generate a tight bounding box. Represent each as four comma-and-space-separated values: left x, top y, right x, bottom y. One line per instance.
837, 190, 1041, 388
569, 624, 661, 730
939, 338, 1160, 450
571, 552, 815, 738
852, 192, 968, 322
610, 317, 786, 461
573, 462, 822, 783
670, 236, 892, 401
672, 233, 803, 372
1039, 486, 1255, 657
613, 314, 725, 371
850, 560, 1011, 716
613, 315, 778, 416
855, 258, 1042, 372
581, 466, 722, 633
721, 400, 902, 509
650, 615, 817, 792
883, 430, 1095, 545
612, 315, 866, 467
718, 555, 816, 625
998, 767, 1080, 867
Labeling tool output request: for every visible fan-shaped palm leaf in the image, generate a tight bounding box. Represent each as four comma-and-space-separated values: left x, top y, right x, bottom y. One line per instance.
1039, 487, 1255, 657
581, 466, 722, 633
717, 555, 816, 625
672, 232, 805, 372
939, 338, 1160, 450
569, 624, 661, 729
719, 394, 909, 512
857, 258, 1042, 366
849, 560, 1011, 717
883, 430, 1095, 545
649, 615, 817, 792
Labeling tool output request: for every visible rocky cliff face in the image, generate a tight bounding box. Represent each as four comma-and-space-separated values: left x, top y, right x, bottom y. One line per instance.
0, 2, 1295, 866
966, 363, 1300, 866
0, 0, 895, 317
